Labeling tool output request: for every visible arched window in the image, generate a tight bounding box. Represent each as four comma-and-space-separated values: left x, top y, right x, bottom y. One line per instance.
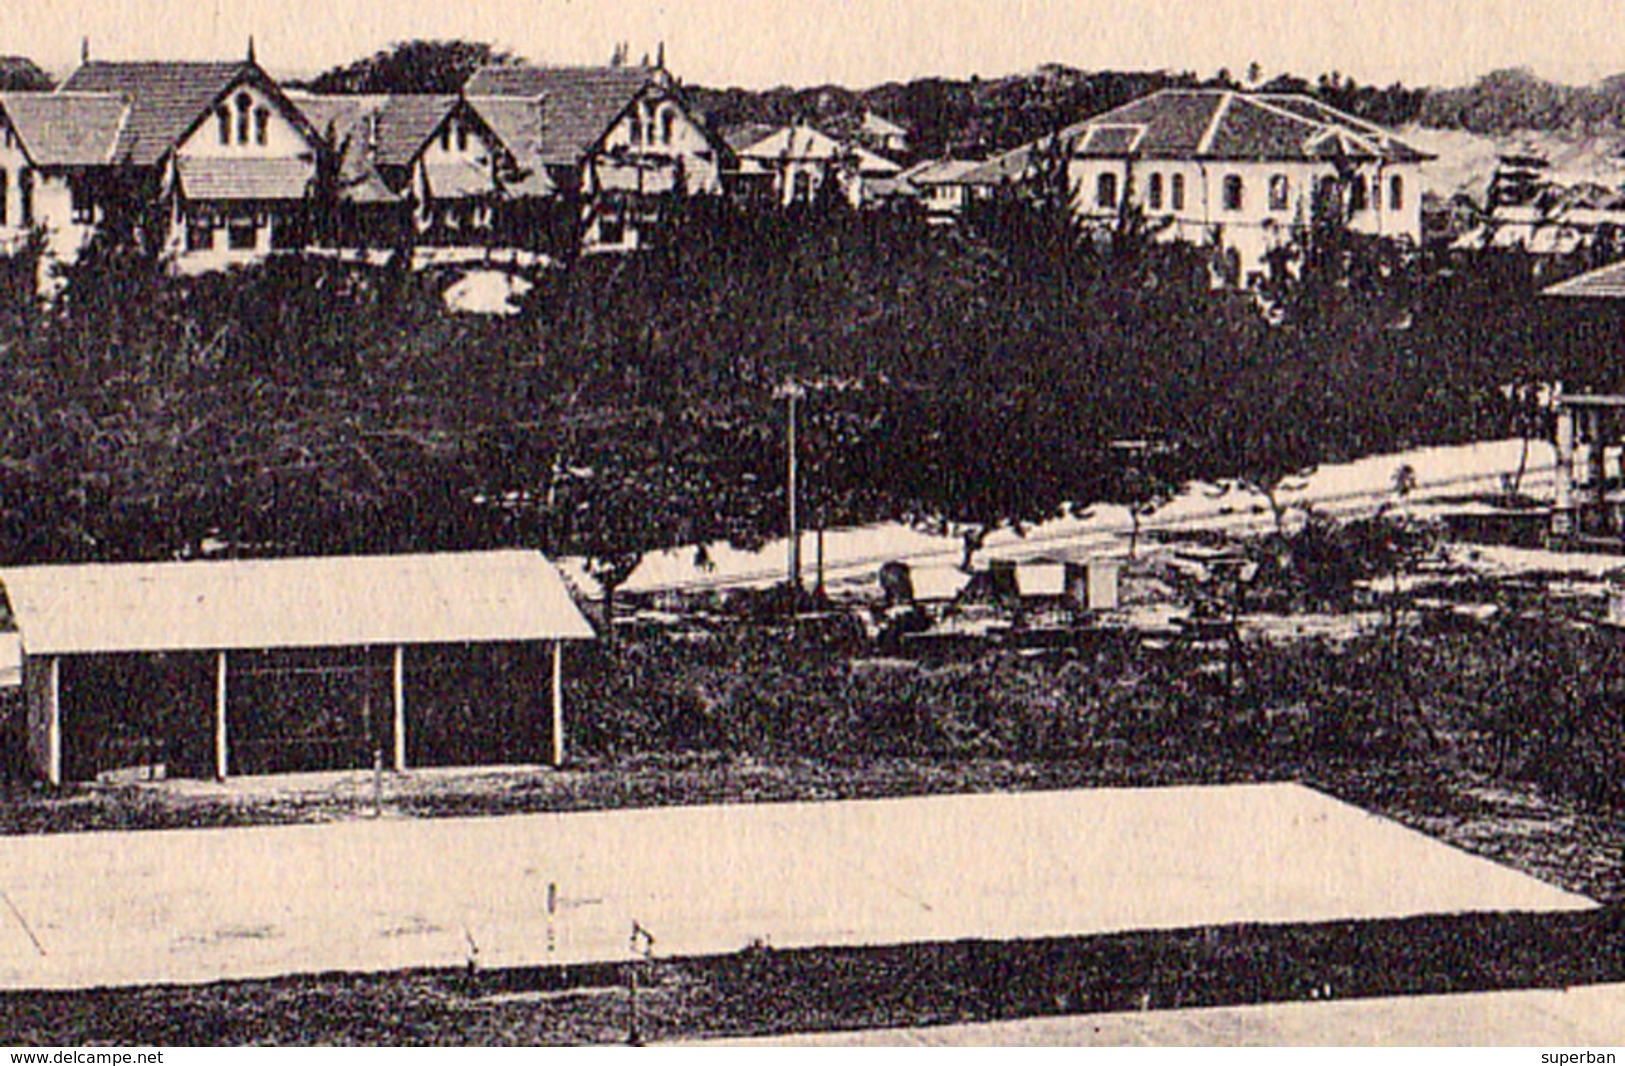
216, 107, 230, 146
456, 122, 469, 152
1222, 174, 1244, 212
660, 108, 675, 145
254, 108, 269, 146
1096, 172, 1118, 209
628, 114, 642, 145
1147, 172, 1164, 210
1268, 174, 1289, 211
235, 92, 252, 145
1389, 174, 1404, 211
1170, 172, 1185, 211
0, 168, 8, 226
1350, 174, 1368, 211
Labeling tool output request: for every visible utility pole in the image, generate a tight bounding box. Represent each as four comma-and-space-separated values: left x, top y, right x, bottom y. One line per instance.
781, 382, 805, 591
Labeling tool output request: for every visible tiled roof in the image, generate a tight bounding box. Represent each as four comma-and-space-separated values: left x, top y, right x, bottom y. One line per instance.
955, 142, 1047, 187
441, 96, 561, 197
736, 124, 847, 161
1068, 90, 1432, 164
421, 159, 495, 199
720, 121, 776, 152
372, 95, 460, 168
292, 92, 483, 202
464, 95, 542, 161
1544, 259, 1625, 299
175, 156, 314, 201
1253, 95, 1432, 163
861, 112, 908, 137
60, 60, 262, 166
899, 159, 983, 187
0, 91, 127, 166
854, 145, 901, 175
464, 64, 657, 163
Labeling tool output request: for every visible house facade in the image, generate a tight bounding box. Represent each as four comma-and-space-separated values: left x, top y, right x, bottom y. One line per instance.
895, 158, 986, 223
49, 57, 325, 271
0, 91, 125, 263
464, 62, 725, 252
292, 92, 508, 251
731, 123, 901, 209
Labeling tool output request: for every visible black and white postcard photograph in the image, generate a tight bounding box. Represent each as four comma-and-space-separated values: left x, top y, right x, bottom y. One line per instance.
0, 0, 1621, 1052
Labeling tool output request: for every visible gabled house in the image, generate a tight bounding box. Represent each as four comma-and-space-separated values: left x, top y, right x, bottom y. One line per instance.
966, 89, 1432, 283
893, 158, 987, 223
291, 92, 507, 250
56, 53, 326, 270
731, 123, 901, 208
0, 91, 128, 261
859, 111, 910, 156
464, 62, 724, 252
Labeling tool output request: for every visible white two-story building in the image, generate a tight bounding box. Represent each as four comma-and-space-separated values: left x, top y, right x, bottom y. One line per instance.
970, 89, 1432, 283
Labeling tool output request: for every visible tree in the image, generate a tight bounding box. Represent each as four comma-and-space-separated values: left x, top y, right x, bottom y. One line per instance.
306, 40, 514, 94
551, 409, 780, 625
0, 56, 51, 91
877, 389, 1115, 571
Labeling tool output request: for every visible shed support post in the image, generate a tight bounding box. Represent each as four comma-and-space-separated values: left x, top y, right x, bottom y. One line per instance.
393, 645, 407, 773
551, 640, 565, 768
215, 650, 228, 781
47, 656, 61, 787
1554, 391, 1574, 540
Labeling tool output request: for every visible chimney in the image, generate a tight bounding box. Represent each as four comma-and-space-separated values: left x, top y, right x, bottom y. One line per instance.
246, 35, 256, 64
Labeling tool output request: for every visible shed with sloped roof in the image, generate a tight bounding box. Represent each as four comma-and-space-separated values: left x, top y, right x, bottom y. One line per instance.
1, 550, 595, 784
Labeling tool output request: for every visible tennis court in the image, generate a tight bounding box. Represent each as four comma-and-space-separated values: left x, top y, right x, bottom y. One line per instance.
0, 782, 1593, 989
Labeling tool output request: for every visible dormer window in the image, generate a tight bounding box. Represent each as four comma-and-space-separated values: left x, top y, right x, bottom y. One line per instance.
235, 92, 252, 145
217, 107, 230, 145
660, 108, 675, 146
456, 123, 469, 152
254, 108, 269, 146
629, 115, 642, 145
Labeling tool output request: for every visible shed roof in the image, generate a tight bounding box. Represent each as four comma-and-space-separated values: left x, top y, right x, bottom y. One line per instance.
0, 549, 595, 656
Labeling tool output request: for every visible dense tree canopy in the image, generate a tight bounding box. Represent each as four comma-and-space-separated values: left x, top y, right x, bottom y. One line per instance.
304, 40, 514, 94
0, 184, 1612, 593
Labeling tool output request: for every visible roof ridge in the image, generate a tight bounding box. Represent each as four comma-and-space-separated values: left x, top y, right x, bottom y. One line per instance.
1194, 90, 1234, 155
